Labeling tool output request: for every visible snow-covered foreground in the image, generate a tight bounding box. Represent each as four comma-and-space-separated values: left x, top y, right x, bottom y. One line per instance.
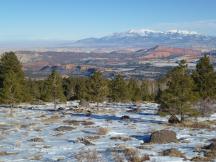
0, 102, 216, 162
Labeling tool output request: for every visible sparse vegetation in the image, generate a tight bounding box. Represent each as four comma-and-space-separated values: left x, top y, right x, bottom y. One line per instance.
75, 149, 103, 162
123, 147, 150, 162
97, 127, 109, 135
162, 148, 185, 158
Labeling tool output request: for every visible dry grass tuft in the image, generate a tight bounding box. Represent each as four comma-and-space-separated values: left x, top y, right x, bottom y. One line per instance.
85, 135, 101, 141
30, 154, 43, 160
63, 120, 95, 126
174, 120, 211, 129
112, 152, 124, 162
82, 121, 95, 126
0, 151, 17, 156
75, 149, 103, 162
97, 127, 109, 135
54, 126, 75, 131
162, 148, 185, 158
42, 115, 61, 124
122, 147, 150, 162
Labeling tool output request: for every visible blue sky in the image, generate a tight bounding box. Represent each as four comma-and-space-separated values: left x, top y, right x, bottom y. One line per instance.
0, 0, 216, 41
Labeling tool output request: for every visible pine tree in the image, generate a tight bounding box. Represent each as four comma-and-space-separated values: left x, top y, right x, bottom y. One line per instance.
140, 81, 151, 101
159, 60, 197, 122
192, 55, 216, 99
192, 55, 216, 115
74, 77, 89, 100
0, 71, 19, 105
127, 79, 141, 102
41, 70, 66, 106
109, 75, 128, 102
62, 77, 76, 100
26, 79, 41, 102
87, 71, 108, 103
0, 52, 26, 104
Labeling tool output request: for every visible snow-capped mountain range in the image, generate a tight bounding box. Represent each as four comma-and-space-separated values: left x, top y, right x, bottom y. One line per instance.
115, 29, 199, 36
70, 29, 216, 49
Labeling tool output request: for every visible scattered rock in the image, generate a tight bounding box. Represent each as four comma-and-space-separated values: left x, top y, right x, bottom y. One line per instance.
168, 115, 180, 124
203, 142, 216, 151
191, 156, 210, 161
57, 107, 64, 111
209, 138, 216, 143
29, 137, 44, 142
150, 130, 178, 144
120, 115, 130, 121
86, 110, 92, 116
54, 126, 75, 131
162, 148, 185, 158
202, 141, 216, 159
77, 137, 94, 145
127, 108, 141, 113
110, 136, 132, 141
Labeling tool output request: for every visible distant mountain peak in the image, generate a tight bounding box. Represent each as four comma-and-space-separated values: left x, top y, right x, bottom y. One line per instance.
71, 28, 216, 49
167, 29, 199, 35
124, 28, 199, 36
127, 29, 162, 34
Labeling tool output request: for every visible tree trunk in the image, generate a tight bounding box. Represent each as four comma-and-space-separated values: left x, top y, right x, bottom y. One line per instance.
180, 112, 184, 122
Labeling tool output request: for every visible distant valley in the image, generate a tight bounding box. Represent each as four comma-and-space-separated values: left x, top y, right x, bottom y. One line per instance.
2, 29, 216, 79
16, 45, 215, 79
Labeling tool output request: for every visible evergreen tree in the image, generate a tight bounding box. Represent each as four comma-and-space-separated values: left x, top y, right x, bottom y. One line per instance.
192, 55, 216, 99
26, 79, 41, 102
74, 77, 89, 100
0, 71, 20, 105
192, 55, 216, 115
0, 52, 26, 104
109, 75, 128, 102
140, 81, 151, 101
159, 60, 197, 122
127, 79, 141, 102
41, 70, 66, 105
62, 77, 76, 100
87, 71, 108, 103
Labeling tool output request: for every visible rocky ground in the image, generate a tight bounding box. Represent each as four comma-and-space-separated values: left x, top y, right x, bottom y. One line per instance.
0, 102, 216, 162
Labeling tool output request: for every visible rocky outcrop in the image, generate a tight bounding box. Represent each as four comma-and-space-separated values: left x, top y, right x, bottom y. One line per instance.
150, 130, 178, 144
